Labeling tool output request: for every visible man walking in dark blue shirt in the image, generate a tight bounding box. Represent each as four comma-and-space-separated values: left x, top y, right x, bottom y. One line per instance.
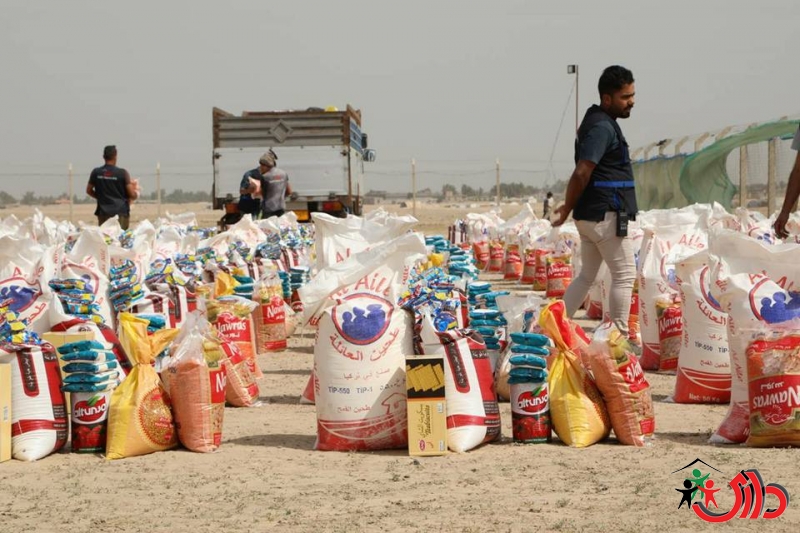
87, 145, 139, 230
552, 66, 638, 341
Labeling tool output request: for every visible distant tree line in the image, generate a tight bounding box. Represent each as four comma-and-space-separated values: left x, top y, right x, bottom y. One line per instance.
0, 189, 211, 206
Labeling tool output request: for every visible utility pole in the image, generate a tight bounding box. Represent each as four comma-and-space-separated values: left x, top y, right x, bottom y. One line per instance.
568, 64, 579, 132
68, 163, 74, 223
156, 162, 162, 218
411, 158, 417, 218
495, 158, 501, 206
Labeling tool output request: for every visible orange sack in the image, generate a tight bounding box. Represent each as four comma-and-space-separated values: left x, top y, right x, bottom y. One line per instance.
165, 312, 228, 453
588, 322, 655, 447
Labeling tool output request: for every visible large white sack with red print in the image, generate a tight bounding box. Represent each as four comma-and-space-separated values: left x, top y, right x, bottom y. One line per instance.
672, 250, 731, 404
0, 238, 61, 334
709, 230, 800, 444
0, 345, 68, 461
416, 315, 501, 452
313, 211, 418, 270
637, 207, 710, 370
301, 233, 426, 451
59, 229, 114, 326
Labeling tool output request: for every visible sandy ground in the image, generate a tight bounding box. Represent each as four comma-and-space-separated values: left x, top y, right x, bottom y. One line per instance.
0, 203, 797, 533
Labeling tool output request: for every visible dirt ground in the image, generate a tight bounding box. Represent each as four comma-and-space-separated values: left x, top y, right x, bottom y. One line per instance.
0, 203, 798, 533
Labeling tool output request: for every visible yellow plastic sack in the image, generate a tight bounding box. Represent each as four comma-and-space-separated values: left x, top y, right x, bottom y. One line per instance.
214, 272, 239, 298
540, 301, 610, 447
106, 313, 180, 460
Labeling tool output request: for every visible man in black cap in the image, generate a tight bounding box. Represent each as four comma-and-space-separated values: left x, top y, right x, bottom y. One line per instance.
86, 145, 139, 229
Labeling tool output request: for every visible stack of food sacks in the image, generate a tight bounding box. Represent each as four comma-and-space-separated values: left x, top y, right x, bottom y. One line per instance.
49, 279, 103, 324
539, 301, 610, 447
710, 230, 800, 446
493, 295, 546, 400
587, 323, 654, 446
162, 312, 227, 452
507, 333, 551, 443
106, 313, 179, 460
299, 232, 427, 451
108, 260, 145, 313
58, 340, 121, 453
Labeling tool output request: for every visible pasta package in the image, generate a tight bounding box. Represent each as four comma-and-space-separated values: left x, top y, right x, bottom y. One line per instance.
746, 330, 800, 447
533, 248, 550, 292
253, 274, 287, 354
207, 296, 261, 378
217, 331, 260, 407
546, 255, 572, 299
656, 297, 682, 372
165, 313, 227, 453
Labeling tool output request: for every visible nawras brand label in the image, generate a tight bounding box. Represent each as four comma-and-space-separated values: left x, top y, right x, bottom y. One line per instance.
216, 312, 251, 342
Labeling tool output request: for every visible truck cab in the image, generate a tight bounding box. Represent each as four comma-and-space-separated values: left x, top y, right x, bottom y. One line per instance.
212, 105, 375, 224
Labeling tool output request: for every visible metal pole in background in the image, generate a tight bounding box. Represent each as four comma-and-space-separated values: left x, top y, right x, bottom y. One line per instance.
68, 163, 74, 223
739, 145, 748, 209
768, 138, 777, 216
495, 158, 500, 206
156, 162, 162, 217
575, 65, 579, 133
411, 158, 417, 218
568, 64, 579, 132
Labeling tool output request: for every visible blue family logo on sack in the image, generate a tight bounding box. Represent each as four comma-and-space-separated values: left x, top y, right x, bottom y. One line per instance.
0, 276, 44, 319
671, 458, 789, 522
331, 294, 394, 348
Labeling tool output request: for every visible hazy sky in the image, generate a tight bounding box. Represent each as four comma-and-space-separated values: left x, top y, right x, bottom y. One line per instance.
1, 0, 798, 197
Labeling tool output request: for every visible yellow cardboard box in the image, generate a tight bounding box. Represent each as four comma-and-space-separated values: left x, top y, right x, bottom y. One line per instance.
406, 355, 447, 456
1, 363, 11, 463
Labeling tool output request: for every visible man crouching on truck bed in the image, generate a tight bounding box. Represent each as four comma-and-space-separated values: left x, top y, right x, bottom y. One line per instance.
243, 150, 295, 219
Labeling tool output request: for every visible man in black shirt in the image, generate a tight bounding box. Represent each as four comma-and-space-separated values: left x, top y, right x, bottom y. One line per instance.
86, 145, 139, 229
553, 66, 638, 340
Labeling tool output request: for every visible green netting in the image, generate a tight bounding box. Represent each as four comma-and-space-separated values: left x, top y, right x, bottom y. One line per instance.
633, 119, 800, 210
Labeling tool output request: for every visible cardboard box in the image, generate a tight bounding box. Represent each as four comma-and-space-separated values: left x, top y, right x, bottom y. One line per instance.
406, 355, 447, 456
1, 363, 11, 463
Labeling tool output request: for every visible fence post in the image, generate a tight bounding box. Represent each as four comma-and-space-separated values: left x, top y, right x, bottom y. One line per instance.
739, 145, 748, 209
68, 163, 74, 223
495, 158, 500, 206
768, 138, 777, 216
411, 158, 417, 218
156, 162, 162, 218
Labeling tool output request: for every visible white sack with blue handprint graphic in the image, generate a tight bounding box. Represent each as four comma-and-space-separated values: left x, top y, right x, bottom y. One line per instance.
300, 232, 427, 451
710, 230, 800, 445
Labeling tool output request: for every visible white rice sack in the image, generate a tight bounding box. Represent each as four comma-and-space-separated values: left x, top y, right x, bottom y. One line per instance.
0, 345, 67, 461
312, 212, 417, 270
709, 230, 800, 444
672, 250, 730, 404
638, 215, 708, 369
302, 233, 427, 451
